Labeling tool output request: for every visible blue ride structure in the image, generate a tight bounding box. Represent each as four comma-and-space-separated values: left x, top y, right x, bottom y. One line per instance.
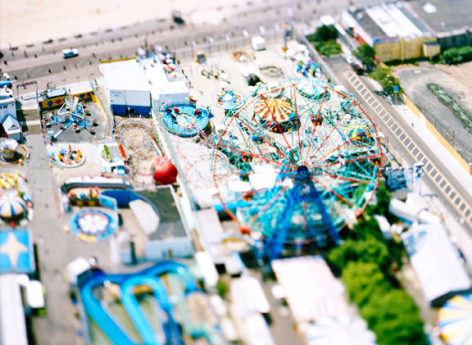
78, 261, 218, 345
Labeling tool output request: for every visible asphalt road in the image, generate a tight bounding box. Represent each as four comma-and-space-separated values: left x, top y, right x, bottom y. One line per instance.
0, 0, 382, 82
26, 134, 112, 345
325, 55, 472, 231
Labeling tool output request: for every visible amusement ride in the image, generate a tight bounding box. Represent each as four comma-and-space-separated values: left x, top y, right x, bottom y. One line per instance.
212, 78, 383, 260
45, 96, 97, 142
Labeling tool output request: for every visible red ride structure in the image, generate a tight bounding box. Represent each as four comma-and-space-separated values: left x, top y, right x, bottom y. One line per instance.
150, 157, 178, 185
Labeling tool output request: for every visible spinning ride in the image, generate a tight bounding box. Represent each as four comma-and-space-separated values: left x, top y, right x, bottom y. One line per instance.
216, 89, 242, 110
212, 78, 383, 260
162, 105, 210, 138
50, 145, 85, 168
45, 96, 97, 142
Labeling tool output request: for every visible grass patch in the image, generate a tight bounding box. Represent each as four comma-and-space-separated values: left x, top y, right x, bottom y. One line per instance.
369, 65, 402, 95
427, 83, 472, 133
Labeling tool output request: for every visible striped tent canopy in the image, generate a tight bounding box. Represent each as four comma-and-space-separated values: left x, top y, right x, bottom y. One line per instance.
305, 316, 377, 345
438, 294, 472, 345
254, 97, 293, 124
0, 194, 27, 219
347, 121, 371, 142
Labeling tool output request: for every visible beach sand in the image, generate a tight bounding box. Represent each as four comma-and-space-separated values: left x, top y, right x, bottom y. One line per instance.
0, 0, 242, 48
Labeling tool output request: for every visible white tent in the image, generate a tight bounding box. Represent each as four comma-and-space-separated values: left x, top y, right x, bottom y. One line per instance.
272, 256, 348, 323
401, 223, 471, 307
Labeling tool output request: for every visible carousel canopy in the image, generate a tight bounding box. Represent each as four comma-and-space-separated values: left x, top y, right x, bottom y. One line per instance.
438, 294, 472, 345
0, 194, 26, 219
254, 97, 293, 123
304, 316, 377, 345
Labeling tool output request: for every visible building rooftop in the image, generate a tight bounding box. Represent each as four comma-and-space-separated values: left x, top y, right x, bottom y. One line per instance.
404, 0, 472, 35
99, 59, 149, 92
137, 187, 188, 241
348, 2, 432, 42
139, 57, 189, 98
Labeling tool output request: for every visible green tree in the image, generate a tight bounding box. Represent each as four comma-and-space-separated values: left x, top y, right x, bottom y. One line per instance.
342, 262, 390, 307
361, 290, 428, 345
314, 25, 338, 41
354, 43, 376, 68
315, 40, 342, 56
366, 181, 390, 216
351, 217, 383, 240
328, 235, 391, 273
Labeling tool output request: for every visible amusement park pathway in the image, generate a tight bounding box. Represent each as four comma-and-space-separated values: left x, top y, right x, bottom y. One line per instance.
26, 134, 112, 345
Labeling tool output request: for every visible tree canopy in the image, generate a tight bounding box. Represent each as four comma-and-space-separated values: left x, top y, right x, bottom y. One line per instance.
354, 43, 376, 68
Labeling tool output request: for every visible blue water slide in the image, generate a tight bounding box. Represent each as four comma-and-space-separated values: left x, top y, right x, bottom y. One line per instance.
141, 261, 199, 295
80, 272, 134, 345
121, 276, 183, 345
79, 261, 198, 345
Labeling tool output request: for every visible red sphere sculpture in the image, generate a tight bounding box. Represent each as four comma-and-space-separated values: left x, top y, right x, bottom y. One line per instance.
150, 156, 178, 185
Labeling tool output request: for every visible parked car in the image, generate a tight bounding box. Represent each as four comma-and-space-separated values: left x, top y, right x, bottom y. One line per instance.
350, 62, 364, 75
172, 11, 185, 25
62, 48, 79, 59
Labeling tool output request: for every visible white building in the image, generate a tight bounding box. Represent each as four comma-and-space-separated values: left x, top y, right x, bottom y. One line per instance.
0, 274, 28, 345
1, 114, 22, 142
140, 57, 189, 110
100, 59, 151, 116
401, 223, 471, 307
100, 56, 189, 116
0, 87, 16, 124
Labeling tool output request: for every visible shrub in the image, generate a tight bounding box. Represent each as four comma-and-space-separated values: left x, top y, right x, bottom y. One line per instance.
216, 278, 229, 299
315, 40, 342, 56
369, 65, 401, 95
353, 43, 376, 68
443, 45, 472, 64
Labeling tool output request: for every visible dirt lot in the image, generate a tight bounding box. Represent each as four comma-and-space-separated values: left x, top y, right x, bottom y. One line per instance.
434, 61, 472, 111
394, 63, 472, 163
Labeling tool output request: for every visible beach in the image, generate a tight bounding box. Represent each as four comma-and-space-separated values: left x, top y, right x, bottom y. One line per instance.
0, 0, 242, 48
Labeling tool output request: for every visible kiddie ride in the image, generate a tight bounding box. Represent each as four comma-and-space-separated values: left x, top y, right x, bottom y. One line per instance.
44, 96, 97, 143
162, 105, 211, 138
50, 144, 85, 168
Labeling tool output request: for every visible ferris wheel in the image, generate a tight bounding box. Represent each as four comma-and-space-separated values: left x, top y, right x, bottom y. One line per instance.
212, 78, 383, 260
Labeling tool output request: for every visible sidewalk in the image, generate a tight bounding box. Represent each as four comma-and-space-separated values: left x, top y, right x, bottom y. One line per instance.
393, 101, 472, 193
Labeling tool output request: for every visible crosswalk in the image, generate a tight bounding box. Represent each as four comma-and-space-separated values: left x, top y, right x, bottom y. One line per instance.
344, 71, 472, 229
